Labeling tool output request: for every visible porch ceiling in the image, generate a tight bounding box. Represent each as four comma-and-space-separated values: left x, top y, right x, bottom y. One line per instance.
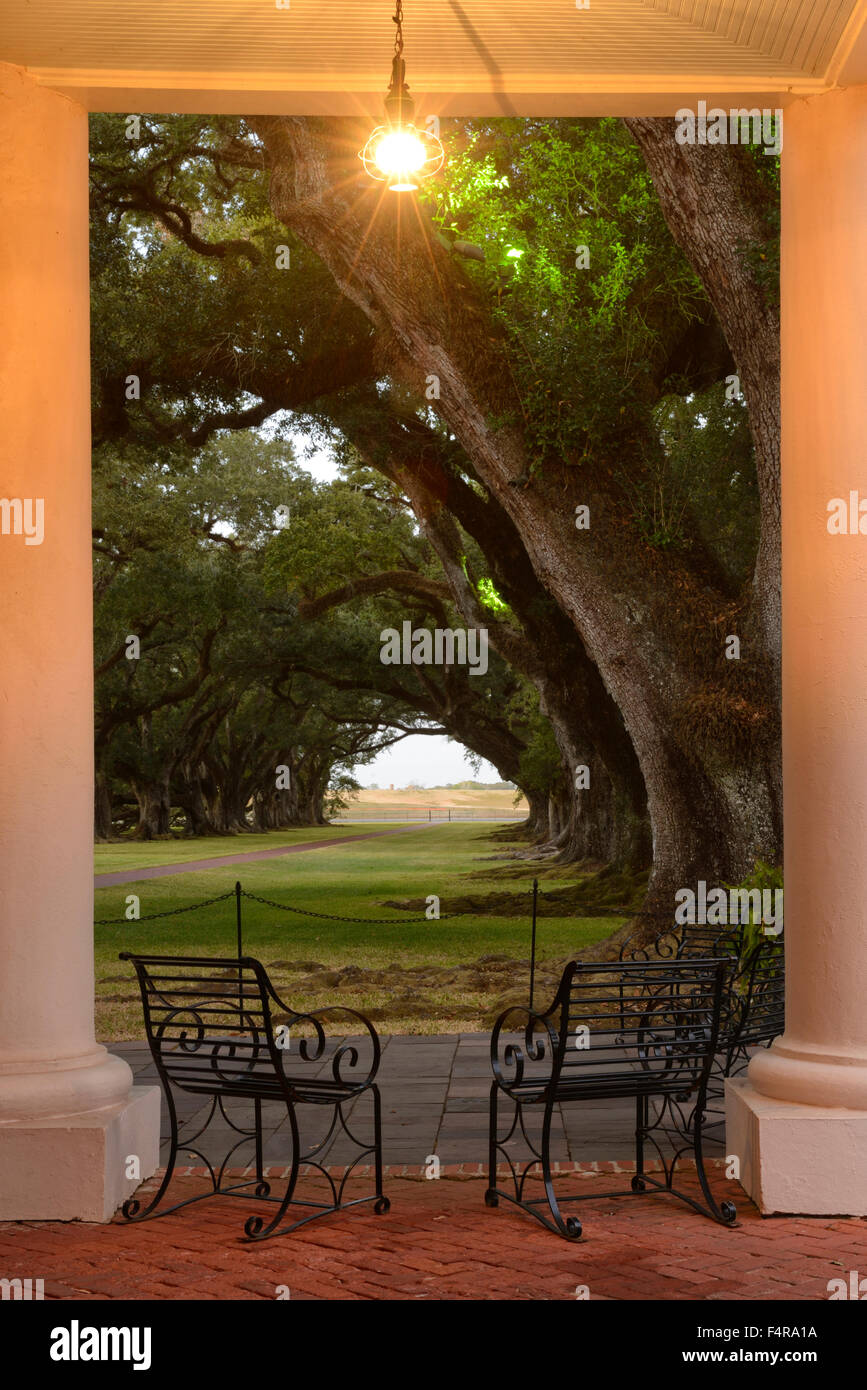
2, 0, 866, 115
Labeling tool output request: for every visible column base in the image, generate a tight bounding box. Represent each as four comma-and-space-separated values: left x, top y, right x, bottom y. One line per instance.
726, 1076, 867, 1216
0, 1086, 161, 1222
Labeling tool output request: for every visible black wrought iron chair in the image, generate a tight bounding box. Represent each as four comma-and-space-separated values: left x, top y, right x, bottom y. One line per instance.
485, 956, 736, 1239
722, 933, 785, 1072
119, 952, 389, 1240
620, 921, 785, 1132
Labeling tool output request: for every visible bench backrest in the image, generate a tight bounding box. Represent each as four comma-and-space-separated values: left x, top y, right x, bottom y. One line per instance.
678, 922, 743, 958
725, 936, 785, 1050
622, 918, 783, 963
551, 957, 730, 1095
120, 953, 285, 1098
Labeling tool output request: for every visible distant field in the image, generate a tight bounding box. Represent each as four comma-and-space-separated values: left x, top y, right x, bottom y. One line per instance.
347, 786, 527, 811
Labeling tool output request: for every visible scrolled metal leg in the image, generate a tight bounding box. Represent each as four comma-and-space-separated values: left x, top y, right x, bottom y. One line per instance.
253, 1098, 270, 1197
244, 1101, 301, 1240
540, 1100, 581, 1239
632, 1093, 648, 1193
485, 1081, 500, 1208
122, 1085, 181, 1222
692, 1106, 737, 1226
372, 1084, 390, 1215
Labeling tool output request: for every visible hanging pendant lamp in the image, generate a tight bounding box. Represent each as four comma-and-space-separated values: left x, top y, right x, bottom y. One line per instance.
359, 0, 444, 192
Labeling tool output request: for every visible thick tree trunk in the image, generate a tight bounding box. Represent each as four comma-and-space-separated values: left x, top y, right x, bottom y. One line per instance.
333, 406, 650, 868
222, 783, 252, 833
250, 791, 276, 830
94, 768, 113, 841
547, 794, 567, 844
301, 782, 328, 825
556, 752, 651, 869
252, 768, 325, 828
523, 788, 548, 838
541, 684, 648, 869
131, 776, 172, 839
255, 117, 780, 924
622, 117, 781, 694
177, 761, 222, 835
252, 790, 289, 828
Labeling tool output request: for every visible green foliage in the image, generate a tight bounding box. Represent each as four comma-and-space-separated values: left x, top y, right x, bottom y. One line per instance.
263, 473, 420, 600
622, 382, 758, 580
93, 433, 436, 831
740, 142, 781, 312
86, 111, 780, 851
89, 113, 367, 447
428, 118, 706, 472
727, 859, 784, 955
475, 575, 510, 614
501, 680, 566, 801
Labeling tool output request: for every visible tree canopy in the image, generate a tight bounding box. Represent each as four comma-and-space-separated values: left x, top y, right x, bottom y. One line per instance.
88, 110, 781, 922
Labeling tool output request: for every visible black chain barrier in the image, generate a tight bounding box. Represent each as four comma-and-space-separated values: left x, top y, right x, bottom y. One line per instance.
95, 879, 678, 928
239, 889, 452, 924
95, 885, 449, 927
94, 889, 238, 926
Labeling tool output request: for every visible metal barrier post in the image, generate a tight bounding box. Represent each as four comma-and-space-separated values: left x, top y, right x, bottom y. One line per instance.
529, 878, 538, 1009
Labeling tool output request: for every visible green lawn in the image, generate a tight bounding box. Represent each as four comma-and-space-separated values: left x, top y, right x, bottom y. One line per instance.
96, 823, 622, 1040
94, 823, 379, 873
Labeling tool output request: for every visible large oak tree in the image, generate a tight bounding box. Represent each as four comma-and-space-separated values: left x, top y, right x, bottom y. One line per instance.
249, 114, 780, 910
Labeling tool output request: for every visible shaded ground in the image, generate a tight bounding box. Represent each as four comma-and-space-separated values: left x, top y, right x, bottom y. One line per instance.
384, 856, 649, 919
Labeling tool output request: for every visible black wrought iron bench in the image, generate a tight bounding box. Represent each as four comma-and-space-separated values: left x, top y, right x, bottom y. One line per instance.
620, 920, 785, 1128
485, 956, 736, 1239
119, 952, 389, 1240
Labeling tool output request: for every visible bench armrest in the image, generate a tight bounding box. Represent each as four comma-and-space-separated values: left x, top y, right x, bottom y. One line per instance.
266, 986, 382, 1089
490, 1005, 559, 1092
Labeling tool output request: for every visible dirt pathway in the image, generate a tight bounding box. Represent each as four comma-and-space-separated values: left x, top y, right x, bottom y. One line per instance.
94, 822, 437, 888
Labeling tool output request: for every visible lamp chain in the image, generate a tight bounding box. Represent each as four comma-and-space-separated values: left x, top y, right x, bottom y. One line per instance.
393, 1, 404, 59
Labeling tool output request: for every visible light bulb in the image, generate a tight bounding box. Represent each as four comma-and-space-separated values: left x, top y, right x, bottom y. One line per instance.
374, 128, 427, 181
359, 119, 444, 191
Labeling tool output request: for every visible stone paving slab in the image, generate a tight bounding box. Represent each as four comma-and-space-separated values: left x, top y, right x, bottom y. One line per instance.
109, 1033, 724, 1171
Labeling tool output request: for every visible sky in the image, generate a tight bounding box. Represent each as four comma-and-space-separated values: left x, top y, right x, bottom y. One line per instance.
293, 431, 500, 789
360, 734, 498, 789
293, 435, 339, 483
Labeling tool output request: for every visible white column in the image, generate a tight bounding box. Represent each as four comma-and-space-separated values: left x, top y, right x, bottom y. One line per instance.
727, 84, 867, 1214
0, 64, 159, 1220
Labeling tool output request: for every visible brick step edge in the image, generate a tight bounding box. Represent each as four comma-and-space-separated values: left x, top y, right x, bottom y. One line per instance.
141, 1157, 724, 1183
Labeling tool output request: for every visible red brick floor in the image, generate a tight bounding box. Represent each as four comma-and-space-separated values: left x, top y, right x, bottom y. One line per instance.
2, 1162, 866, 1301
